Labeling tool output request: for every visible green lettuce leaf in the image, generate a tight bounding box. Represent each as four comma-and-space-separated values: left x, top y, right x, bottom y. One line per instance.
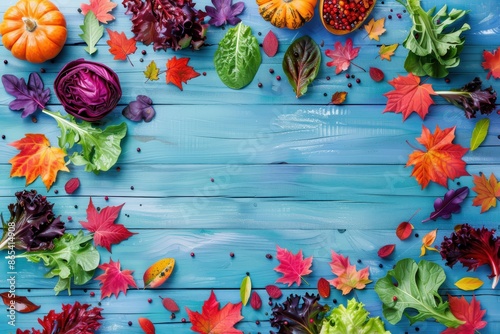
283, 35, 321, 98
397, 0, 469, 77
320, 299, 389, 334
214, 22, 261, 89
42, 110, 127, 173
16, 231, 100, 295
374, 258, 463, 328
79, 11, 103, 55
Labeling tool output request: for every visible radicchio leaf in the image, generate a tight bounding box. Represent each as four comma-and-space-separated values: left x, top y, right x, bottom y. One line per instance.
440, 224, 500, 288
16, 301, 103, 334
263, 30, 279, 57
160, 296, 180, 312
283, 35, 321, 98
0, 190, 65, 251
205, 0, 244, 27
122, 95, 156, 122
250, 291, 262, 310
2, 72, 50, 117
422, 187, 469, 223
270, 293, 329, 333
266, 284, 282, 299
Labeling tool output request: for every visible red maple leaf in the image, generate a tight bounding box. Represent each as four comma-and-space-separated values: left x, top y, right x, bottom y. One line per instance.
186, 290, 243, 334
325, 38, 361, 74
328, 250, 371, 295
441, 296, 486, 334
81, 0, 117, 24
472, 173, 500, 213
166, 56, 200, 91
274, 245, 313, 287
106, 29, 137, 64
95, 258, 137, 299
406, 125, 469, 189
482, 47, 500, 79
80, 198, 136, 252
384, 73, 437, 120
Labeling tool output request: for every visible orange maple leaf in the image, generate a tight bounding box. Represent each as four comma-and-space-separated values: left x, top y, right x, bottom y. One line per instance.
327, 250, 371, 295
364, 18, 386, 41
406, 125, 469, 189
166, 56, 200, 91
106, 29, 137, 64
482, 47, 500, 79
186, 290, 243, 334
384, 73, 437, 120
81, 0, 117, 24
472, 173, 500, 213
9, 134, 69, 190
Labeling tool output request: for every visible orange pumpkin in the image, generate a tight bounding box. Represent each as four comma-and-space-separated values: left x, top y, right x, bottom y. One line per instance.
0, 0, 67, 63
256, 0, 318, 30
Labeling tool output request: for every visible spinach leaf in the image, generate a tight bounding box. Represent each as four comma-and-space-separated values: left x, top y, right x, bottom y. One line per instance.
375, 258, 462, 328
42, 110, 127, 173
214, 22, 261, 89
283, 36, 321, 98
17, 231, 100, 295
398, 0, 469, 78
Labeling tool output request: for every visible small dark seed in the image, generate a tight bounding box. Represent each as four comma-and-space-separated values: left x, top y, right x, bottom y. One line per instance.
268, 301, 273, 305
131, 186, 134, 190
40, 68, 46, 73
351, 75, 355, 79
84, 289, 88, 293
210, 178, 214, 182
379, 263, 384, 268
139, 58, 144, 62
116, 166, 121, 171
54, 189, 59, 194
416, 328, 420, 332
141, 50, 147, 55
390, 9, 393, 12
415, 233, 419, 238
255, 320, 260, 325
266, 253, 273, 259
269, 68, 274, 74
27, 289, 31, 292
259, 43, 262, 47
258, 32, 262, 36
356, 78, 361, 84
345, 73, 350, 78
98, 302, 101, 306
457, 182, 461, 186
230, 252, 235, 257
1, 135, 5, 139
326, 76, 330, 80
32, 116, 37, 123
333, 299, 337, 304
388, 15, 392, 19
128, 321, 133, 326
258, 82, 263, 88
347, 83, 352, 88
78, 8, 82, 13
137, 147, 141, 152
445, 77, 450, 83
324, 93, 327, 96
97, 207, 101, 211
357, 259, 361, 263
74, 205, 78, 209
246, 272, 250, 276
203, 72, 207, 76
3, 60, 7, 64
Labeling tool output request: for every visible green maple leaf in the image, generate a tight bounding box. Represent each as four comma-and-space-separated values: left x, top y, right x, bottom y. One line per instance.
144, 60, 160, 81
79, 11, 103, 55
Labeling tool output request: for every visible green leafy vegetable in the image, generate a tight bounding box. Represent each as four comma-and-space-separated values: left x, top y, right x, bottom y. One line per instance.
397, 0, 469, 78
42, 110, 127, 173
214, 22, 261, 89
283, 35, 321, 98
320, 299, 390, 334
79, 11, 104, 55
375, 259, 463, 328
470, 119, 490, 151
16, 231, 100, 295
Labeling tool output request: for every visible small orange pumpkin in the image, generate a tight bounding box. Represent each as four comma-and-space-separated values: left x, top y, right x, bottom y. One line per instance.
0, 0, 67, 63
256, 0, 318, 30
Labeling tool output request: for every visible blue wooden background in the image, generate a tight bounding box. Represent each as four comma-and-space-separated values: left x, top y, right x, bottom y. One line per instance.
1, 0, 500, 333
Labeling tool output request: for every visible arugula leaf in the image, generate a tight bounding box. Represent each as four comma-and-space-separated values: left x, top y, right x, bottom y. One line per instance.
214, 22, 261, 89
470, 119, 490, 151
42, 110, 127, 173
16, 231, 100, 295
320, 299, 390, 334
375, 258, 463, 328
79, 11, 104, 55
397, 0, 469, 78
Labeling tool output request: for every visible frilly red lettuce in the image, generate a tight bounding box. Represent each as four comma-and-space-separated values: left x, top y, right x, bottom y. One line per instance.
440, 224, 500, 288
16, 301, 103, 334
270, 292, 329, 333
122, 0, 208, 51
0, 190, 65, 251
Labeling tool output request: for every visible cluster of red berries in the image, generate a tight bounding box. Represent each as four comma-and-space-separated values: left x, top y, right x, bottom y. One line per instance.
322, 0, 374, 31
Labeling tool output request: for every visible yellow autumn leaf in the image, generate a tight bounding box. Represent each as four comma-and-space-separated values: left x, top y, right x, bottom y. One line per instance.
240, 275, 252, 305
364, 18, 386, 41
330, 91, 347, 105
420, 229, 438, 256
379, 43, 399, 61
143, 258, 175, 288
144, 60, 160, 81
455, 277, 484, 291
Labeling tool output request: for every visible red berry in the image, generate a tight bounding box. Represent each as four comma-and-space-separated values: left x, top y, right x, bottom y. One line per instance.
276, 75, 281, 81
230, 252, 235, 257
181, 318, 187, 323
90, 291, 95, 297
148, 298, 152, 303
190, 252, 195, 257
393, 296, 398, 301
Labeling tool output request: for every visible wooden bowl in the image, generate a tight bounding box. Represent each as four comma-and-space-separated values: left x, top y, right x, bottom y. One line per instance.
319, 0, 377, 35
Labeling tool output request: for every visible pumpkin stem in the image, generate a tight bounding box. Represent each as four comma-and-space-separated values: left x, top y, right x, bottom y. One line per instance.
22, 17, 37, 32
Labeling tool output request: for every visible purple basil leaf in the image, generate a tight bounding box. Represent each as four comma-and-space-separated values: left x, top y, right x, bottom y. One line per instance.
2, 73, 50, 117
122, 95, 156, 122
205, 0, 244, 27
422, 186, 469, 223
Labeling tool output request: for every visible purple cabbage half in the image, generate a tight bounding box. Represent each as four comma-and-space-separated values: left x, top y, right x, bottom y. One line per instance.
54, 59, 122, 122
0, 190, 65, 251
